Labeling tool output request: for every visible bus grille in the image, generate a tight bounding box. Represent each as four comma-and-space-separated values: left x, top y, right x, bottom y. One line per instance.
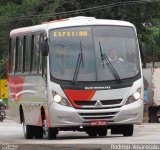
74, 99, 123, 109
78, 112, 118, 120
75, 99, 122, 120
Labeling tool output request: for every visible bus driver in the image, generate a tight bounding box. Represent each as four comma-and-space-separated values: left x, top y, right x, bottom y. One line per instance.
108, 48, 124, 62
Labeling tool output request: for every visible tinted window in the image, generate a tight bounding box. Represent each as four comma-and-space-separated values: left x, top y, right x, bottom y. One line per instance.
9, 38, 16, 73
25, 35, 31, 72
16, 37, 23, 73
32, 34, 40, 73
49, 26, 140, 82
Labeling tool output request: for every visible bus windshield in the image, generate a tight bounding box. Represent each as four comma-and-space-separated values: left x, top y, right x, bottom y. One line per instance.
49, 26, 140, 82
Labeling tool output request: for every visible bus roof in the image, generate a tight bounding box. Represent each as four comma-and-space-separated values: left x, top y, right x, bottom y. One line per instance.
10, 16, 135, 36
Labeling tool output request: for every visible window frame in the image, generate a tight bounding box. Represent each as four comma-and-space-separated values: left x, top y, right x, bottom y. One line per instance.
9, 31, 46, 76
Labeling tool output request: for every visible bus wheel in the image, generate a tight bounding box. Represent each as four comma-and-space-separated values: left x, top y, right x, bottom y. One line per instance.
41, 113, 58, 140
97, 127, 107, 136
47, 127, 58, 140
122, 124, 134, 137
23, 122, 34, 139
85, 127, 98, 137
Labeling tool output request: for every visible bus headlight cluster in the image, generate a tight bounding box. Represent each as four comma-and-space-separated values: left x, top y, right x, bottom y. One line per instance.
133, 91, 141, 100
53, 94, 62, 103
125, 88, 141, 105
52, 92, 72, 107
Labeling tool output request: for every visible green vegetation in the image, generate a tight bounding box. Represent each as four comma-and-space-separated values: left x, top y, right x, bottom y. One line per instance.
0, 0, 160, 77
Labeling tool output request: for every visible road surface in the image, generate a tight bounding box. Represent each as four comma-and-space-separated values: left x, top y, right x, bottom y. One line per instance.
0, 119, 160, 150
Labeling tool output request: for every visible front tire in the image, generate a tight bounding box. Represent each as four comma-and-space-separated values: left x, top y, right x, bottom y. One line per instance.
111, 124, 134, 136
97, 127, 107, 136
47, 127, 58, 140
122, 124, 134, 136
85, 127, 98, 137
41, 112, 58, 140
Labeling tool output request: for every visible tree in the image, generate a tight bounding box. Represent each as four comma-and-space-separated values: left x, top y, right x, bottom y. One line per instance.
145, 27, 160, 62
0, 0, 160, 78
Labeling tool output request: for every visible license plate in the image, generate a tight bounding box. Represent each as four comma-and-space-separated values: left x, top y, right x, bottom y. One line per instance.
91, 120, 107, 126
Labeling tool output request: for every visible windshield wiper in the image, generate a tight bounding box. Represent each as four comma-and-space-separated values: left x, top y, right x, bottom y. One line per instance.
99, 41, 121, 82
72, 41, 84, 85
73, 53, 82, 85
80, 41, 84, 68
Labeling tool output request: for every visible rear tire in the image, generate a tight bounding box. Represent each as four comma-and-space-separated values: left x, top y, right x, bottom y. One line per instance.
23, 122, 35, 139
22, 112, 35, 139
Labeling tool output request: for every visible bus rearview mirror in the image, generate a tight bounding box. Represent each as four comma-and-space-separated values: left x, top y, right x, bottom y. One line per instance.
41, 40, 49, 56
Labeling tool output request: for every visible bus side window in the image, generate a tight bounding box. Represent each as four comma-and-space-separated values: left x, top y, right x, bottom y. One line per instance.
9, 38, 16, 74
25, 35, 32, 73
40, 33, 47, 79
13, 38, 17, 74
32, 34, 40, 74
30, 35, 34, 72
22, 36, 26, 73
14, 37, 18, 73
15, 37, 23, 73
39, 33, 44, 75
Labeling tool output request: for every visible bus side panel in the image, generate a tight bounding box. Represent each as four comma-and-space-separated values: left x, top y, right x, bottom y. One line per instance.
8, 75, 25, 123
8, 75, 48, 126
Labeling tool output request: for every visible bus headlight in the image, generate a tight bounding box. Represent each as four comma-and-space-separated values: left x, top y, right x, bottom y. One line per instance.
53, 94, 62, 103
61, 98, 67, 106
125, 88, 141, 105
52, 92, 72, 107
133, 91, 141, 100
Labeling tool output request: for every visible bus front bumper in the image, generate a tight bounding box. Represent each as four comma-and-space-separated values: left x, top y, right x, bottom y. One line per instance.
49, 99, 143, 127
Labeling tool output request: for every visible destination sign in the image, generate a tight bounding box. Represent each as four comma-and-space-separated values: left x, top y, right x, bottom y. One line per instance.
53, 31, 88, 37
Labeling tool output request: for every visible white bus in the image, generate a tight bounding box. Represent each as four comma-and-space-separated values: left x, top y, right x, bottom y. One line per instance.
8, 16, 144, 139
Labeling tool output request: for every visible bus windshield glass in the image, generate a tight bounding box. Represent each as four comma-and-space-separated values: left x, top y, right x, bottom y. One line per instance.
49, 26, 140, 82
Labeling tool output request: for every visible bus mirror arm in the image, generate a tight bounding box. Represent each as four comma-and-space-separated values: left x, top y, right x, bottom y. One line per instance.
41, 39, 49, 56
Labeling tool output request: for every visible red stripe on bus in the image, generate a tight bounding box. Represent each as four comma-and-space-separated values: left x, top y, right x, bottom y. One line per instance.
37, 108, 51, 127
45, 109, 51, 128
8, 76, 25, 101
37, 114, 42, 126
63, 89, 96, 108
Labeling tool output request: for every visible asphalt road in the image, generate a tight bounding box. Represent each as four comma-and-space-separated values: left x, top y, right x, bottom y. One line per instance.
0, 119, 160, 150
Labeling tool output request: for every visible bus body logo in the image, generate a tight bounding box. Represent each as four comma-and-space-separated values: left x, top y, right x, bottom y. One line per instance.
85, 86, 111, 90
95, 100, 103, 107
